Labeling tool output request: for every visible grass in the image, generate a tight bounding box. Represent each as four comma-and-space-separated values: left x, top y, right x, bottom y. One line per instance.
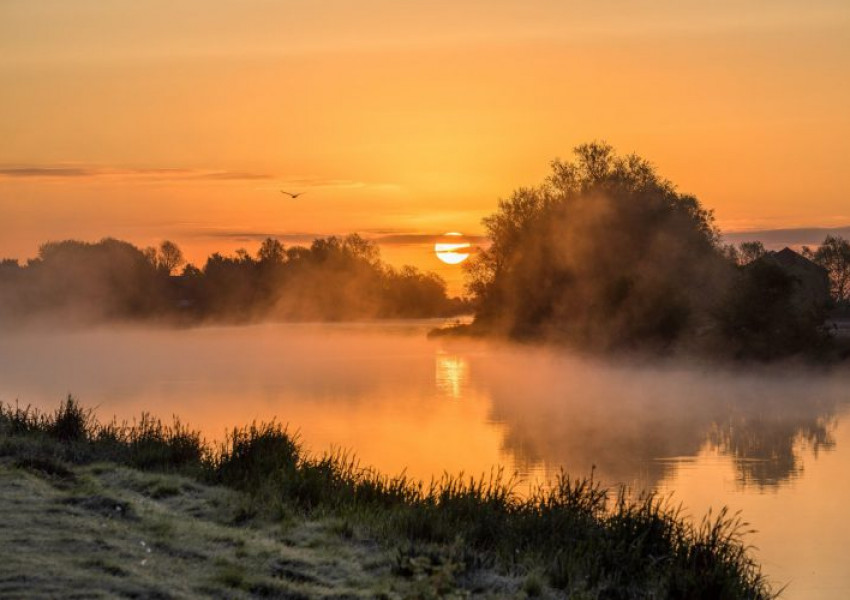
1, 397, 776, 598
0, 460, 405, 598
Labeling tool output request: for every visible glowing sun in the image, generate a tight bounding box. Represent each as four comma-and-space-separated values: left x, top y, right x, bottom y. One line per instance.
434, 232, 471, 265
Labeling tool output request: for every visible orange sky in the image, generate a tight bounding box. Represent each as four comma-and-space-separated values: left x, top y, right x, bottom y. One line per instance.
2, 1, 850, 292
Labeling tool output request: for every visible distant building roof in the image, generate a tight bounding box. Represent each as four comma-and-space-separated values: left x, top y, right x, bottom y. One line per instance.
753, 247, 831, 310
768, 247, 828, 274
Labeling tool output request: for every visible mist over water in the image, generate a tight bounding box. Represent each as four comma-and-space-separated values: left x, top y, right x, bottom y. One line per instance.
1, 321, 848, 597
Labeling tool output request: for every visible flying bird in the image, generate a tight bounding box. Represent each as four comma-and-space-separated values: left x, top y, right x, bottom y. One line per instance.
280, 191, 305, 199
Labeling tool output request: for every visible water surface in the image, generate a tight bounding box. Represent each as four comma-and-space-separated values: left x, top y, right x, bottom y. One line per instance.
1, 322, 848, 598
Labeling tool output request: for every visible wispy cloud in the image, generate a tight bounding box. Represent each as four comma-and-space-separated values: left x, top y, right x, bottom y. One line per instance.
0, 165, 397, 190
189, 230, 324, 245
0, 167, 95, 178
722, 226, 850, 248
194, 225, 849, 252
185, 228, 487, 247
372, 233, 488, 246
0, 165, 272, 181
274, 178, 401, 191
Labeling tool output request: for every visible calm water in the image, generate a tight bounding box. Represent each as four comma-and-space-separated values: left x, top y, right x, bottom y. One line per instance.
1, 322, 848, 598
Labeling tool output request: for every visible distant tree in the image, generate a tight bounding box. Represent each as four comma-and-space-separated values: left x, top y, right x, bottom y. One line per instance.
384, 265, 450, 317
25, 238, 163, 320
811, 235, 850, 303
157, 241, 185, 275
720, 244, 740, 265
142, 246, 157, 268
257, 238, 285, 264
181, 263, 203, 277
0, 234, 464, 327
736, 241, 766, 265
285, 246, 311, 262
342, 234, 380, 265
234, 248, 253, 263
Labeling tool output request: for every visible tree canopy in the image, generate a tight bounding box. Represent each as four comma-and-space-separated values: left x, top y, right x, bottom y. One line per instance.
464, 142, 834, 359
466, 142, 729, 351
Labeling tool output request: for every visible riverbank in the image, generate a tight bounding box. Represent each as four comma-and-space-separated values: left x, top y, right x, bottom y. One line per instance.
0, 398, 774, 598
0, 462, 426, 598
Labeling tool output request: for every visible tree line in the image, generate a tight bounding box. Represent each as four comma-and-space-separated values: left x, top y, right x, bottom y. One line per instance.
0, 234, 466, 327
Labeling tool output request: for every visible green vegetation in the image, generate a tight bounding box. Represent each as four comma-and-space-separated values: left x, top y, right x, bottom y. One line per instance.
1, 397, 775, 598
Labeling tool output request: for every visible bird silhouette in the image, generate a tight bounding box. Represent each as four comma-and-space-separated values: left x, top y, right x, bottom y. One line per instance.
280, 191, 305, 199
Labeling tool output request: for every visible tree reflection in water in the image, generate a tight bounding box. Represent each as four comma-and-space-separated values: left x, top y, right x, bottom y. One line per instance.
466, 348, 846, 489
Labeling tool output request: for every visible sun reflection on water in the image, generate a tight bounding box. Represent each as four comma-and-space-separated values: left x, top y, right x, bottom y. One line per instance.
435, 350, 468, 399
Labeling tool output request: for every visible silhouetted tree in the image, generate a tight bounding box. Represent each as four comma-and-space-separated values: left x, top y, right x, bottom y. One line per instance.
810, 235, 850, 303
465, 142, 729, 351
736, 241, 766, 265
4, 238, 165, 322
142, 246, 157, 267
181, 263, 202, 277
157, 241, 185, 275
257, 238, 285, 264
719, 241, 765, 266
464, 143, 836, 359
720, 244, 740, 265
384, 266, 450, 317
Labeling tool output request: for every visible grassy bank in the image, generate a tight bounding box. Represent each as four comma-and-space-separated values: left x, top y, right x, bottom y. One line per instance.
0, 398, 775, 599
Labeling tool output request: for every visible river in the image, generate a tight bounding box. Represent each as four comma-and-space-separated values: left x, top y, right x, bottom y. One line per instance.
1, 321, 847, 598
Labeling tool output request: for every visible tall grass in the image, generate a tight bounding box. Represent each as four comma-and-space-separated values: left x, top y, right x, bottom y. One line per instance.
0, 397, 206, 472
0, 397, 775, 598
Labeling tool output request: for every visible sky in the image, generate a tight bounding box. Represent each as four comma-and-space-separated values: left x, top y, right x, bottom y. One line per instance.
2, 0, 849, 292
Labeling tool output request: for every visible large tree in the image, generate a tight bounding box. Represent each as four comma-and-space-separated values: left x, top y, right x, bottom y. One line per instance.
465, 142, 730, 351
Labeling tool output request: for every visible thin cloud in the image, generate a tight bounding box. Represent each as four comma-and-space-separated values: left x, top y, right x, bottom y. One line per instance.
0, 165, 398, 191
185, 229, 488, 248
360, 227, 418, 235
375, 233, 488, 246
0, 165, 272, 181
190, 230, 324, 245
722, 225, 850, 248
0, 167, 94, 178
195, 224, 850, 252
264, 177, 402, 192
276, 177, 360, 188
